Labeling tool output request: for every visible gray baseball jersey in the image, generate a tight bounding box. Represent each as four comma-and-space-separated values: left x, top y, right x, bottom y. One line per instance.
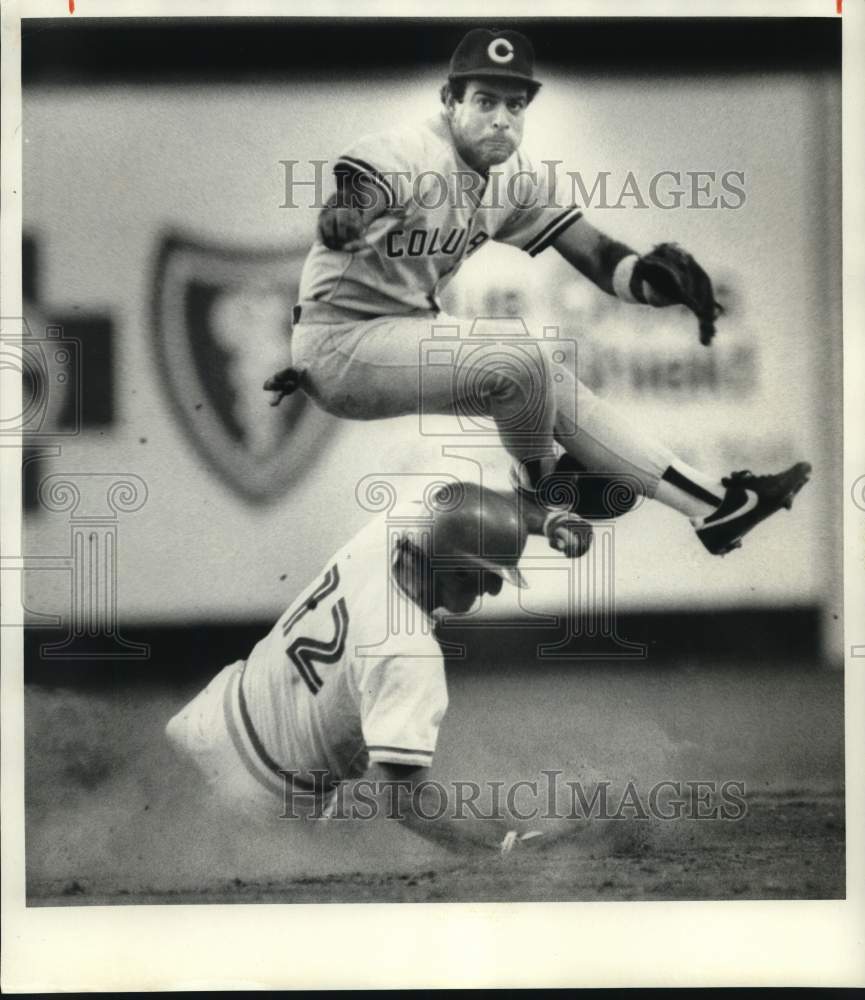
298, 112, 582, 317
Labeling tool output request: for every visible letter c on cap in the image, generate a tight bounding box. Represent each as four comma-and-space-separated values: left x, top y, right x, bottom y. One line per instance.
488, 38, 514, 64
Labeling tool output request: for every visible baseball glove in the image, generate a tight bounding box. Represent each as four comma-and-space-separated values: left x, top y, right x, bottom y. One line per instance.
634, 242, 723, 346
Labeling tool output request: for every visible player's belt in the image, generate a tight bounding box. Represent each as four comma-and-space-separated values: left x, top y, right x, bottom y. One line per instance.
293, 301, 438, 326
293, 301, 375, 325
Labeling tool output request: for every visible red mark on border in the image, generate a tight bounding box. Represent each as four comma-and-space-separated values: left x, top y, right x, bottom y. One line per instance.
69, 0, 75, 12
836, 0, 841, 13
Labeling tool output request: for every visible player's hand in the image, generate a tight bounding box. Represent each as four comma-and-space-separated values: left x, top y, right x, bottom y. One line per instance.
544, 511, 593, 559
499, 830, 545, 857
318, 205, 370, 252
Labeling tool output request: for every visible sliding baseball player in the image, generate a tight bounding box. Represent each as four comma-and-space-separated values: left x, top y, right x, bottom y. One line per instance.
166, 481, 542, 855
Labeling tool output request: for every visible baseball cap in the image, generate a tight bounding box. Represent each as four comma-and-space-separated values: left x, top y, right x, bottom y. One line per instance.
448, 28, 541, 94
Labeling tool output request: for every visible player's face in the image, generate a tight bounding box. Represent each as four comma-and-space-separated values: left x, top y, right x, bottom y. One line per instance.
447, 79, 528, 172
434, 566, 504, 615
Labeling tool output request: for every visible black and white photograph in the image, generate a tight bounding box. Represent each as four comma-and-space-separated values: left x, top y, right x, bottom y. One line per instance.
2, 0, 863, 991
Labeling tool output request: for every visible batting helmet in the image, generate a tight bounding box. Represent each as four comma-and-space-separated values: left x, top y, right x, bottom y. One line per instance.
419, 480, 529, 589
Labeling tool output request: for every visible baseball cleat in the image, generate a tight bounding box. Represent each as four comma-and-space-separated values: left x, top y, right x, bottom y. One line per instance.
551, 453, 641, 520
694, 461, 812, 556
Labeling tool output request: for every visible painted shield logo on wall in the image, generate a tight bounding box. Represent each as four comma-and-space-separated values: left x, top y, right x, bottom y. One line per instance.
153, 232, 332, 503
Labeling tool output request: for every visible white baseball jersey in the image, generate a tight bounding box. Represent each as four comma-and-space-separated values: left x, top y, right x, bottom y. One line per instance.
298, 112, 583, 317
228, 508, 449, 797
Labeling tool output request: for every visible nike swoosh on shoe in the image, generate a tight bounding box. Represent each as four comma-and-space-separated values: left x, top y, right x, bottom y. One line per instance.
702, 488, 759, 528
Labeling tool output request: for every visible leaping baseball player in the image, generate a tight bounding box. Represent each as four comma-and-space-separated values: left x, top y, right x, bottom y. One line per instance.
265, 27, 810, 559
166, 481, 542, 855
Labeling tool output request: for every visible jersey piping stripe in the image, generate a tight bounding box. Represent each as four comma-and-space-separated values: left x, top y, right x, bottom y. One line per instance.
367, 752, 434, 766
225, 664, 337, 797
524, 207, 583, 257
367, 745, 434, 762
282, 564, 340, 636
235, 664, 290, 783
336, 156, 398, 206
335, 156, 398, 208
222, 666, 286, 798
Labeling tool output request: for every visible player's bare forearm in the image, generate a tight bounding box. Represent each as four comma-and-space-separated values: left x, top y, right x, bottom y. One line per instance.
397, 795, 559, 859
552, 217, 637, 296
363, 763, 509, 855
399, 789, 510, 854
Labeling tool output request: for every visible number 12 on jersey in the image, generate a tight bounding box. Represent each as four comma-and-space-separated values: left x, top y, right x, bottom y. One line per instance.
281, 563, 350, 695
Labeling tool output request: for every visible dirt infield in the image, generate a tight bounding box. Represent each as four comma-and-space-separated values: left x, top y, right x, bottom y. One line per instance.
24, 658, 844, 905
31, 793, 843, 905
